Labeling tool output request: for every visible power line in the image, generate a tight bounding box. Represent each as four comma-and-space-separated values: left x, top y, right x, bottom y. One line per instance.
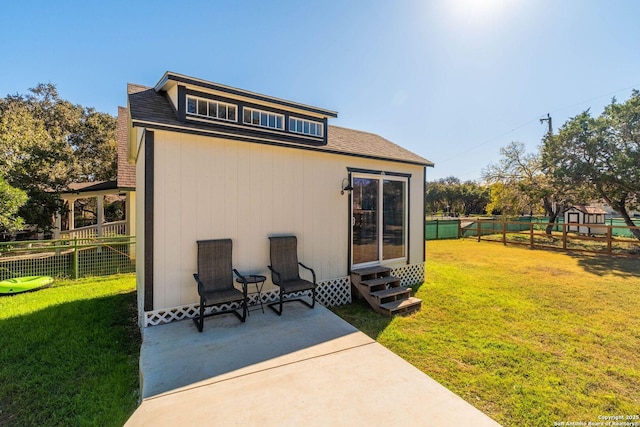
436, 118, 539, 165
548, 83, 640, 116
436, 82, 640, 166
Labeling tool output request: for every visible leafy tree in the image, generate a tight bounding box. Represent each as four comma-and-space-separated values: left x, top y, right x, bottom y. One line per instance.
426, 176, 489, 216
0, 84, 117, 231
0, 175, 27, 232
482, 142, 544, 217
459, 181, 491, 215
68, 109, 117, 181
543, 91, 640, 239
485, 182, 534, 216
483, 141, 580, 232
426, 176, 461, 214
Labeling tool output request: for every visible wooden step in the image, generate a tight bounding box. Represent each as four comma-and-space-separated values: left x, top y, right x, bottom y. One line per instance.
370, 287, 410, 300
351, 266, 391, 277
379, 297, 422, 316
359, 276, 401, 288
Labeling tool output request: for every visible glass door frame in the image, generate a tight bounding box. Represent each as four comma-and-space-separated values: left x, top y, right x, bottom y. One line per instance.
349, 169, 410, 270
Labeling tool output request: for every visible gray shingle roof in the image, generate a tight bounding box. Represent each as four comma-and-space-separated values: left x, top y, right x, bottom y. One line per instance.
117, 106, 136, 188
128, 84, 433, 167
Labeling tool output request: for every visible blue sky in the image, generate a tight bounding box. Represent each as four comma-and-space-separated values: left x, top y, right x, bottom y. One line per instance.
1, 0, 639, 181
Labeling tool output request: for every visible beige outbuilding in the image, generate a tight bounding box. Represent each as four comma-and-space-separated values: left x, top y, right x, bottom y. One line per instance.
127, 72, 434, 327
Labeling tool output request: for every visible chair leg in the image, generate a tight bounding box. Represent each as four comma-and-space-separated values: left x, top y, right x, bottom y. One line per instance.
297, 289, 315, 309
233, 298, 247, 322
267, 287, 317, 314
311, 287, 316, 308
193, 299, 204, 332
268, 288, 284, 315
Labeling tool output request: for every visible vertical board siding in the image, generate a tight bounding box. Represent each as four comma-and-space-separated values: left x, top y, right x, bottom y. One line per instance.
135, 137, 146, 320
179, 132, 198, 304
152, 130, 424, 310
163, 133, 182, 307
152, 131, 166, 309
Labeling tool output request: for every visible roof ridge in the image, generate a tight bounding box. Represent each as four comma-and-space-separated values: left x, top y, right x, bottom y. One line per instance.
127, 83, 152, 94
329, 124, 387, 138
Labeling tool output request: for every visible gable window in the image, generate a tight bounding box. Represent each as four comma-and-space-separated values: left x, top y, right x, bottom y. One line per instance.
243, 107, 284, 130
186, 96, 237, 122
289, 117, 323, 137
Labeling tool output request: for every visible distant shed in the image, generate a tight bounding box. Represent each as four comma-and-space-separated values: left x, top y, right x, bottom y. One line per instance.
564, 205, 607, 234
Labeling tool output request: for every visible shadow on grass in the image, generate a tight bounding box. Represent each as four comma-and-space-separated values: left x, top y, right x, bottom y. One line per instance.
410, 279, 426, 294
330, 297, 393, 340
568, 253, 640, 278
330, 277, 427, 341
0, 291, 140, 427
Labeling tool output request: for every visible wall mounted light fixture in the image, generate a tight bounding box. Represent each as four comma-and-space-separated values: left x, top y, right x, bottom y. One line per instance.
341, 178, 353, 195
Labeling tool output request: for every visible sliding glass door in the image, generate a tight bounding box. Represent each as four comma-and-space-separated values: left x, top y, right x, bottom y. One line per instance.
352, 174, 407, 267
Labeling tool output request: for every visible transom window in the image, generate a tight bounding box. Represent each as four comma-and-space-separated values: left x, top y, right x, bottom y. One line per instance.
289, 117, 323, 137
243, 107, 284, 130
186, 96, 237, 122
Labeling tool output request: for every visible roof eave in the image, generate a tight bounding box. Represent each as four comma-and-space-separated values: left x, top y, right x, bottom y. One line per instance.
153, 71, 338, 118
130, 119, 434, 167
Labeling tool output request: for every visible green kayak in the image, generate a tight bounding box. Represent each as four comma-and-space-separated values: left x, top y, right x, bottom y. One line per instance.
0, 276, 54, 295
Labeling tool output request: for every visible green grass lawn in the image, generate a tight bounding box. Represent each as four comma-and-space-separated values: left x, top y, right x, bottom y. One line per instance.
333, 240, 640, 426
0, 274, 139, 426
2, 244, 639, 426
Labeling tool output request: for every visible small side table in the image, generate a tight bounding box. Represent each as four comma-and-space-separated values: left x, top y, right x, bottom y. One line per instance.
237, 275, 266, 315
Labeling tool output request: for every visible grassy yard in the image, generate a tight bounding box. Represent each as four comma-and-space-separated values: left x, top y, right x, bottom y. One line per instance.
332, 240, 640, 426
0, 274, 139, 426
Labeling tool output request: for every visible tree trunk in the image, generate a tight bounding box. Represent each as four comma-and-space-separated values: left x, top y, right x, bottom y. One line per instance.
617, 206, 640, 240
542, 197, 554, 234
545, 211, 559, 235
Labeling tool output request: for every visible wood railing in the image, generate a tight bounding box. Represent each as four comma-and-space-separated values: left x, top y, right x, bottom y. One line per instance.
60, 221, 127, 239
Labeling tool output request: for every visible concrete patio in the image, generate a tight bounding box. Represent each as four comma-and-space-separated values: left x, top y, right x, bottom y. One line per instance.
125, 303, 501, 426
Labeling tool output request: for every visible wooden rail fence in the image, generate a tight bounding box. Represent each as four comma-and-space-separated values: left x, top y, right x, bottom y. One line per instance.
459, 219, 640, 257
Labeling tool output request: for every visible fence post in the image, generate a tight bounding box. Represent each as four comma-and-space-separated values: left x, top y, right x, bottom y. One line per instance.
562, 223, 567, 250
73, 237, 79, 279
477, 221, 482, 242
607, 226, 612, 255
502, 221, 506, 245
436, 219, 439, 240
530, 223, 534, 247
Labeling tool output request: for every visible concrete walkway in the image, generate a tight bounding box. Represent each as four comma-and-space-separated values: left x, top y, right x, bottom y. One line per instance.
126, 304, 501, 426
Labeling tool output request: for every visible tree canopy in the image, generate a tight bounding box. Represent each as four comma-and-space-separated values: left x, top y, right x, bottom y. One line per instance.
426, 177, 490, 216
0, 175, 27, 232
543, 90, 640, 239
482, 141, 583, 232
0, 84, 117, 232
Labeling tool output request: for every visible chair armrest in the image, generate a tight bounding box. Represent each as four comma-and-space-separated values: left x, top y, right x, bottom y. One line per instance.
267, 265, 282, 285
298, 262, 316, 285
233, 269, 248, 296
193, 273, 204, 295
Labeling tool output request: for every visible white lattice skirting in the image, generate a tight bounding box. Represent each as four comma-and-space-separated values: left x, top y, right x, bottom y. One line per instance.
391, 262, 425, 287
143, 263, 425, 327
144, 276, 352, 327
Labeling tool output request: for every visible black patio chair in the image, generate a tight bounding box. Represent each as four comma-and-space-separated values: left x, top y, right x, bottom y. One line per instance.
193, 239, 248, 332
267, 236, 316, 315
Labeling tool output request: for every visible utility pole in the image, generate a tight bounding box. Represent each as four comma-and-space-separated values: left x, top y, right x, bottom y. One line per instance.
540, 113, 552, 136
